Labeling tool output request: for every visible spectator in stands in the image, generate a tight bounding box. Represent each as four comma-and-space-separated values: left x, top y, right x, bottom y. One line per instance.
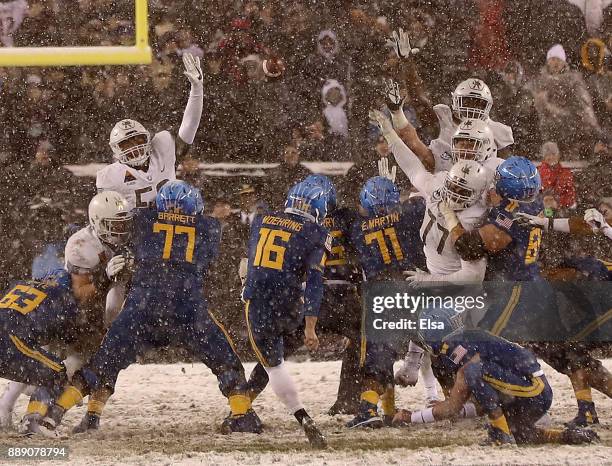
575, 138, 610, 206
265, 144, 310, 208
580, 37, 611, 136
531, 44, 601, 159
0, 0, 26, 46
538, 141, 577, 210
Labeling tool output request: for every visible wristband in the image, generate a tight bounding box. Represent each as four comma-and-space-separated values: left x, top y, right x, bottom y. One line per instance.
411, 407, 435, 424
552, 218, 570, 233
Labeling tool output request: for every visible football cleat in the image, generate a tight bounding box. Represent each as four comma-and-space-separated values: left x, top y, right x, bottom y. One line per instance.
483, 425, 516, 446
561, 426, 600, 444
19, 414, 58, 438
566, 401, 599, 428
301, 417, 327, 449
394, 351, 423, 387
72, 413, 100, 434
345, 401, 383, 429
220, 409, 263, 434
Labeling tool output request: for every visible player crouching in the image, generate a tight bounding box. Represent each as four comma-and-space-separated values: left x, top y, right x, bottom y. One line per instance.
393, 310, 599, 446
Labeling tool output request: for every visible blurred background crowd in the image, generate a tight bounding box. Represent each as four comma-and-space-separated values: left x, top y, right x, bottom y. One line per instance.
0, 0, 610, 350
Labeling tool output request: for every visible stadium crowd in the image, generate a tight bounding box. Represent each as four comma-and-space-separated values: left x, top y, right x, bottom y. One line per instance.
0, 0, 610, 348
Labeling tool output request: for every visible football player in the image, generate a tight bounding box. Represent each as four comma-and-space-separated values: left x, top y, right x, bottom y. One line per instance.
242, 181, 330, 448
41, 181, 262, 434
371, 110, 490, 403
345, 175, 426, 428
96, 53, 204, 209
392, 310, 598, 446
0, 269, 91, 436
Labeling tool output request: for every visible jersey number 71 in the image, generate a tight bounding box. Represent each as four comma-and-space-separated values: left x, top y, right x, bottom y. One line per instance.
365, 228, 404, 264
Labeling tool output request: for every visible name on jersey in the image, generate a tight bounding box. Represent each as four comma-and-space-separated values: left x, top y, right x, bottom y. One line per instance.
157, 212, 196, 224
322, 216, 336, 229
262, 215, 303, 232
361, 212, 400, 231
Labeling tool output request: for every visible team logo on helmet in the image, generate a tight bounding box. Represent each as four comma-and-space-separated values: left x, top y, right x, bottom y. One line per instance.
461, 165, 472, 176
460, 120, 474, 129
469, 79, 483, 90
119, 119, 135, 130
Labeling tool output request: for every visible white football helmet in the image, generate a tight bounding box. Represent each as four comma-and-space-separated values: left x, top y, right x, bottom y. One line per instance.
441, 160, 490, 210
451, 118, 497, 163
451, 78, 493, 121
89, 191, 133, 246
109, 119, 151, 167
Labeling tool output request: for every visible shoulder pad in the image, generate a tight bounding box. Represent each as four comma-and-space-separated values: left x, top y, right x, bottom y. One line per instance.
65, 229, 104, 271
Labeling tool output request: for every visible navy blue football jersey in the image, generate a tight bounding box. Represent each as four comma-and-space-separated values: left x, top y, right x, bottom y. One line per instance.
0, 275, 79, 344
485, 199, 544, 281
563, 256, 612, 281
131, 208, 221, 289
322, 207, 361, 283
349, 197, 426, 280
243, 211, 329, 302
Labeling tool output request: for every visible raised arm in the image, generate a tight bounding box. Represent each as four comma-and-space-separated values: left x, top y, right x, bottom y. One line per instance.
369, 109, 435, 196
175, 53, 204, 160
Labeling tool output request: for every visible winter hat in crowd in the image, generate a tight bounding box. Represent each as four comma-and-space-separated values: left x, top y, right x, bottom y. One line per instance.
321, 79, 348, 137
546, 44, 566, 62
541, 141, 560, 159
317, 30, 339, 60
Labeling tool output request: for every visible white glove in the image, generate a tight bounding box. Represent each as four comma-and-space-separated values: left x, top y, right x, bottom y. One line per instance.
182, 52, 203, 89
378, 157, 397, 183
515, 212, 549, 230
384, 78, 405, 112
438, 200, 460, 231
238, 258, 249, 286
386, 28, 420, 59
403, 268, 432, 287
106, 255, 126, 281
369, 109, 396, 140
584, 208, 608, 231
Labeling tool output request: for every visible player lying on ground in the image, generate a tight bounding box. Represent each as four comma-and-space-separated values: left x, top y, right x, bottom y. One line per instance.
242, 180, 331, 448
36, 182, 262, 436
393, 310, 598, 446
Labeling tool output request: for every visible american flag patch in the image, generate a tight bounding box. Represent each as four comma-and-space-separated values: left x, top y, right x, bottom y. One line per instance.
450, 345, 468, 365
495, 213, 514, 230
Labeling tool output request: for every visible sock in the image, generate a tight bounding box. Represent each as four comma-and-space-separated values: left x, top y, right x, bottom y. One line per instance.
228, 394, 251, 416
421, 353, 439, 400
87, 398, 106, 417
361, 390, 379, 406
575, 388, 593, 403
56, 386, 83, 412
294, 408, 310, 425
0, 382, 27, 410
490, 414, 511, 435
575, 388, 596, 421
381, 386, 395, 416
25, 400, 48, 417
265, 362, 304, 414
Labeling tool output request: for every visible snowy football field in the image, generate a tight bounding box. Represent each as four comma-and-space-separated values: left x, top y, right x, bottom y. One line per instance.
1, 360, 612, 465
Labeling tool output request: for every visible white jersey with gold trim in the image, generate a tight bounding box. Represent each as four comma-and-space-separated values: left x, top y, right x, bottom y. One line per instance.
96, 130, 176, 210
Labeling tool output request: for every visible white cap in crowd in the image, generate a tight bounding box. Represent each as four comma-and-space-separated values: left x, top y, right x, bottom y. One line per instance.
546, 44, 567, 62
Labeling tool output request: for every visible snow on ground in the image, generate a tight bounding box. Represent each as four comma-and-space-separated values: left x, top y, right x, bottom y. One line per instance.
1, 360, 612, 465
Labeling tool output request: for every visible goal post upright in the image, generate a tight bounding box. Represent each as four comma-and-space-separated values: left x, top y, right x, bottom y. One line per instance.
0, 0, 152, 67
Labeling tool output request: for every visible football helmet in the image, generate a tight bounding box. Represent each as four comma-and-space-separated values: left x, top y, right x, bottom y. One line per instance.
156, 180, 204, 215
495, 156, 541, 203
303, 174, 337, 211
89, 191, 133, 246
451, 78, 493, 121
441, 160, 489, 210
451, 118, 497, 163
360, 176, 400, 216
109, 119, 151, 167
285, 181, 329, 224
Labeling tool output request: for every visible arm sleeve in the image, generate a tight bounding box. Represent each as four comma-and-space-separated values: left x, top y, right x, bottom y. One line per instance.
427, 257, 487, 285
178, 87, 204, 144
387, 132, 436, 196
303, 247, 326, 317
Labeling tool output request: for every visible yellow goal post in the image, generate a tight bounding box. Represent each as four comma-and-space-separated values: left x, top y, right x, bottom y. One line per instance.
0, 0, 152, 67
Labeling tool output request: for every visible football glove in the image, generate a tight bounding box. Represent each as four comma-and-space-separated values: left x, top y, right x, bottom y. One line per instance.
584, 208, 608, 231
377, 157, 397, 183
386, 28, 420, 59
515, 212, 549, 230
383, 78, 405, 112
183, 52, 203, 89
369, 109, 395, 140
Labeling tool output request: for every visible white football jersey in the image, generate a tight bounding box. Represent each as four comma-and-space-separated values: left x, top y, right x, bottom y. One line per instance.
431, 104, 514, 174
65, 226, 114, 275
96, 131, 177, 210
419, 173, 487, 276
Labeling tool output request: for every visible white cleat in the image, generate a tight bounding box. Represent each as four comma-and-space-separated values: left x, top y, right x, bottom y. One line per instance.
19, 414, 59, 438
394, 351, 423, 387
